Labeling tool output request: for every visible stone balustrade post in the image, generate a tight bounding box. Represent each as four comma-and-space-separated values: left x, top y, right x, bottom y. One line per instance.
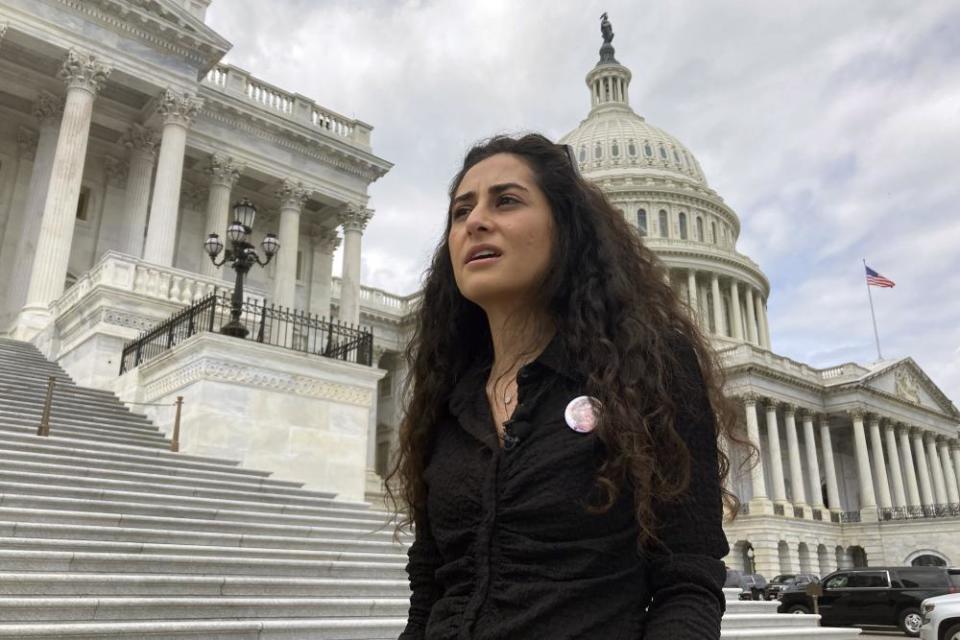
819, 415, 842, 512
868, 415, 892, 509
18, 50, 110, 335
898, 424, 922, 507
199, 154, 242, 278
143, 88, 202, 266
912, 428, 935, 506
850, 408, 876, 510
801, 410, 824, 508
883, 420, 907, 508
272, 179, 309, 309
337, 205, 372, 325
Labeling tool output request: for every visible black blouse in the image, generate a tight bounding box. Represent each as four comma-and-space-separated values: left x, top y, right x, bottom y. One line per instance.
400, 337, 729, 640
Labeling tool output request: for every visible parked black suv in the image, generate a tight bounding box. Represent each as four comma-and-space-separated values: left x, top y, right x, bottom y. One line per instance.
764, 573, 819, 600
777, 566, 960, 636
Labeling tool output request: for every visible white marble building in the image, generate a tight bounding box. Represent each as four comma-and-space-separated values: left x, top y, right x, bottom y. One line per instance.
1, 1, 958, 576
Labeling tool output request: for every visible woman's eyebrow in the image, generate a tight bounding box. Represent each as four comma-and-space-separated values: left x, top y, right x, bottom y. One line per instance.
453, 182, 530, 205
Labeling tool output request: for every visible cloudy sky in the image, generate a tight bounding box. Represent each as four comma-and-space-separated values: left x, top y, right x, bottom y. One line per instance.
206, 0, 960, 403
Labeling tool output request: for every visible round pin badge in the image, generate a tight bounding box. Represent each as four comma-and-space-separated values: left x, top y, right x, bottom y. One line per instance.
564, 395, 600, 433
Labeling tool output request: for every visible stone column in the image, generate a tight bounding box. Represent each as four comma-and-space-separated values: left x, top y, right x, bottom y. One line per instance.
710, 273, 724, 336
686, 269, 698, 321
926, 433, 949, 505
118, 124, 158, 258
783, 404, 807, 509
92, 155, 128, 260
898, 424, 922, 507
19, 51, 110, 328
758, 297, 772, 348
308, 228, 340, 318
744, 286, 759, 345
801, 410, 824, 508
1, 94, 62, 320
883, 421, 908, 508
729, 280, 744, 341
765, 400, 788, 505
819, 415, 841, 511
142, 88, 201, 266
743, 394, 769, 505
867, 415, 893, 509
912, 428, 935, 506
951, 442, 960, 503
938, 438, 960, 505
199, 154, 242, 278
850, 409, 877, 510
272, 179, 308, 309
337, 205, 372, 325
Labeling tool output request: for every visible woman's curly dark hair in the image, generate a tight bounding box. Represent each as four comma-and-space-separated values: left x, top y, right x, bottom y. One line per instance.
384, 133, 755, 546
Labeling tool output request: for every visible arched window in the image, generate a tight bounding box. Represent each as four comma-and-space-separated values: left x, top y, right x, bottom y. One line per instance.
628, 141, 637, 157
711, 221, 718, 244
679, 212, 688, 239
673, 149, 681, 164
611, 141, 619, 157
594, 143, 603, 159
911, 554, 947, 567
637, 208, 647, 235
696, 216, 704, 241
644, 143, 653, 158
659, 145, 668, 160
579, 146, 586, 162
658, 210, 668, 237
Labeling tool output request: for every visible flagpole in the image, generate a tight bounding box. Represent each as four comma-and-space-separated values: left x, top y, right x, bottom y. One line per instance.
863, 258, 883, 361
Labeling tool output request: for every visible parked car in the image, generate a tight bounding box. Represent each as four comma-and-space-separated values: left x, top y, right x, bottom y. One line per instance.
777, 565, 959, 636
764, 573, 819, 601
734, 573, 768, 601
920, 589, 960, 640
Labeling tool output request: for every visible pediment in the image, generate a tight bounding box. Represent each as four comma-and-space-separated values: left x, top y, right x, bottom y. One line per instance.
861, 359, 959, 418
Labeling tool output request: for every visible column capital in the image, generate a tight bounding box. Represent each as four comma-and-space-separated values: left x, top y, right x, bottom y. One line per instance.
797, 407, 816, 421
338, 205, 373, 232
103, 155, 128, 188
909, 425, 925, 438
760, 397, 779, 411
121, 124, 159, 159
156, 88, 202, 127
34, 91, 64, 126
312, 227, 341, 254
208, 153, 243, 189
276, 178, 309, 210
848, 407, 866, 421
866, 413, 882, 427
58, 49, 111, 95
16, 126, 38, 160
740, 391, 759, 405
781, 402, 797, 416
950, 440, 960, 452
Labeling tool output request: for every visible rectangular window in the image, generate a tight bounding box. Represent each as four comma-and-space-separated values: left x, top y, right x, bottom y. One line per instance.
897, 570, 947, 588
847, 572, 889, 588
75, 187, 91, 221
295, 250, 303, 281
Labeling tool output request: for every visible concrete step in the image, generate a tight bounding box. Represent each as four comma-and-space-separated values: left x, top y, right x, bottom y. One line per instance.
721, 613, 822, 629
0, 494, 397, 534
0, 422, 170, 450
0, 430, 242, 468
0, 371, 120, 400
0, 363, 74, 384
0, 522, 406, 555
0, 479, 388, 522
0, 382, 144, 413
0, 402, 160, 431
0, 549, 408, 579
0, 617, 407, 639
0, 392, 153, 422
0, 572, 411, 597
0, 507, 403, 542
0, 537, 405, 564
0, 595, 409, 622
721, 629, 861, 639
723, 599, 781, 613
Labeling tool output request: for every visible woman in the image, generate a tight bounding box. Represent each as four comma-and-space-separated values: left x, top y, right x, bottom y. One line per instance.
387, 133, 748, 639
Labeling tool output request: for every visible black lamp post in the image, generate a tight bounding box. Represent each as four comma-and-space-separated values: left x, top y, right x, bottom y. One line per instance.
204, 198, 279, 338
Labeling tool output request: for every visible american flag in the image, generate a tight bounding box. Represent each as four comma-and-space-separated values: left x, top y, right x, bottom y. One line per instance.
865, 265, 895, 288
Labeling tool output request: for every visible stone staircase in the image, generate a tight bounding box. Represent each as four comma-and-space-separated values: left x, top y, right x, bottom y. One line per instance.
0, 337, 858, 638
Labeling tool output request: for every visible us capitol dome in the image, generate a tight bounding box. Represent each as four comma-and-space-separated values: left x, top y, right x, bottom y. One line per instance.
560, 17, 772, 350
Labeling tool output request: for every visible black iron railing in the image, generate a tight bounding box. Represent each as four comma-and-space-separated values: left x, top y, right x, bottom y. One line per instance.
879, 503, 960, 521
773, 503, 785, 516
812, 508, 823, 521
120, 293, 373, 374
793, 506, 805, 519
830, 511, 841, 523
840, 510, 861, 523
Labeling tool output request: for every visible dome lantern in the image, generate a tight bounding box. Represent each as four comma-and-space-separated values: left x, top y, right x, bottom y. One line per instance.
587, 13, 632, 113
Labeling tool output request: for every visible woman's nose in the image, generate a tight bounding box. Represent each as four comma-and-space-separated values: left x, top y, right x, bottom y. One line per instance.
465, 202, 492, 234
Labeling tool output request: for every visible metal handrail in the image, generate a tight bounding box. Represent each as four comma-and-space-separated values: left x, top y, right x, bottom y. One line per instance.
36, 376, 56, 437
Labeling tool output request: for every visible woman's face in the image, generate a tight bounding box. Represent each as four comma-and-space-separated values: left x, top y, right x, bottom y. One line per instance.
448, 153, 555, 310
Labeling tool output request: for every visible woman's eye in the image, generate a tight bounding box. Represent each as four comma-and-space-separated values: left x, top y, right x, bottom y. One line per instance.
497, 194, 520, 206
452, 206, 471, 219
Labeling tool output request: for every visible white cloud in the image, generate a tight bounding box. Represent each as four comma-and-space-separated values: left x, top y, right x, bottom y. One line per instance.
206, 0, 960, 403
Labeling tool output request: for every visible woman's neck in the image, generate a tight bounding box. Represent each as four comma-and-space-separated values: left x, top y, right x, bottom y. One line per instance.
484, 303, 555, 379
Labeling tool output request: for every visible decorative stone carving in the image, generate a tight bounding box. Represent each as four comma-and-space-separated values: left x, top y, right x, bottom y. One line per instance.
207, 153, 243, 188
848, 407, 866, 420
16, 126, 38, 160
337, 205, 373, 232
103, 155, 128, 188
781, 402, 796, 415
58, 49, 111, 94
313, 227, 341, 254
121, 124, 160, 157
34, 91, 64, 125
276, 178, 309, 209
156, 88, 203, 127
895, 368, 921, 405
